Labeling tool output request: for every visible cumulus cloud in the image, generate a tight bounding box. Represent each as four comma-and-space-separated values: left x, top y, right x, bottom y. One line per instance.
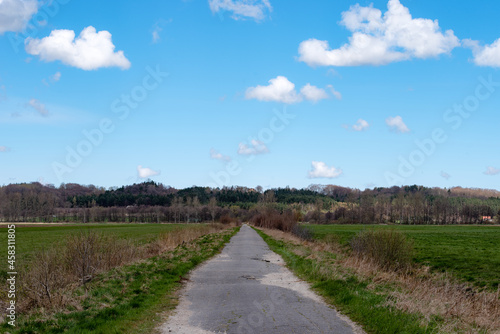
464, 38, 500, 67
209, 0, 272, 21
246, 76, 337, 104
137, 165, 160, 179
27, 98, 49, 116
351, 118, 370, 131
0, 0, 38, 34
386, 115, 409, 133
484, 166, 500, 176
440, 171, 451, 179
298, 0, 459, 67
0, 146, 11, 152
237, 139, 268, 155
210, 148, 231, 161
25, 26, 131, 70
308, 161, 343, 179
246, 76, 302, 104
300, 83, 329, 103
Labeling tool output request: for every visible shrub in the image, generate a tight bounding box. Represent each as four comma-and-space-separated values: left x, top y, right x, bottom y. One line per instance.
219, 214, 234, 225
19, 248, 69, 309
350, 229, 415, 272
250, 208, 296, 232
291, 224, 313, 241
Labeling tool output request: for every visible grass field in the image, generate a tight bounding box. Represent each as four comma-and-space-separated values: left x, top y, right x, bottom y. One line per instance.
308, 224, 500, 290
0, 223, 195, 264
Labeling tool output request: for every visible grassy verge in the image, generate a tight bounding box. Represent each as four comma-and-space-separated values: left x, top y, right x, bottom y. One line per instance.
309, 224, 500, 290
255, 228, 442, 334
1, 226, 239, 334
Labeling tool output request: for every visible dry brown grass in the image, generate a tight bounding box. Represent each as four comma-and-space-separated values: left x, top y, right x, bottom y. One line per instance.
255, 226, 500, 333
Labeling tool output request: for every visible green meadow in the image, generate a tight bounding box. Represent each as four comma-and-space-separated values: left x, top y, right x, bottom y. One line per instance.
309, 224, 500, 290
0, 223, 194, 265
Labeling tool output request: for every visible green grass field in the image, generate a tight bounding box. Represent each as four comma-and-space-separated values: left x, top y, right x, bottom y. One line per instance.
308, 224, 500, 290
0, 223, 195, 265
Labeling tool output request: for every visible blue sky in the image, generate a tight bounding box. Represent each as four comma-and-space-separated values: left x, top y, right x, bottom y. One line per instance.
0, 0, 499, 190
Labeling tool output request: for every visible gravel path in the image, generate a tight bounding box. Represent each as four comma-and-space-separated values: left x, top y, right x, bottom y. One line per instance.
160, 224, 363, 334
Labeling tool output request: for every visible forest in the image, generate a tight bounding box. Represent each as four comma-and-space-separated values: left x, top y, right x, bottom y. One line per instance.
0, 181, 499, 224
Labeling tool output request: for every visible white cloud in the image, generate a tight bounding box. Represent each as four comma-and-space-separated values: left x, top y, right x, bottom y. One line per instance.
0, 0, 38, 34
440, 171, 451, 179
308, 161, 343, 179
209, 0, 272, 21
210, 148, 231, 161
298, 0, 459, 67
327, 84, 342, 100
246, 76, 302, 104
25, 26, 131, 71
0, 146, 10, 152
237, 139, 268, 155
246, 76, 337, 104
300, 83, 329, 103
27, 98, 49, 116
152, 30, 160, 43
386, 115, 409, 133
151, 19, 171, 44
137, 165, 160, 179
351, 118, 370, 131
52, 71, 61, 82
465, 38, 500, 67
484, 166, 500, 176
43, 71, 61, 86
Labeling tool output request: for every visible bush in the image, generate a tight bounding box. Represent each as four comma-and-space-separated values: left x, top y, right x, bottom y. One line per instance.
64, 231, 137, 285
291, 224, 313, 241
350, 229, 415, 272
19, 248, 69, 309
250, 208, 296, 232
219, 214, 234, 225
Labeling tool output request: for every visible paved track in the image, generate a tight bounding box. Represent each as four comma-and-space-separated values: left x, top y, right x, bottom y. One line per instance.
161, 225, 362, 334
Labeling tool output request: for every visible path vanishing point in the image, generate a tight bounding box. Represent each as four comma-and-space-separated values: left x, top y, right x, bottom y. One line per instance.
161, 224, 362, 334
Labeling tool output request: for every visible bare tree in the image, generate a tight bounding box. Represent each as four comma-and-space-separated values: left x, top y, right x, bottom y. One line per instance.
208, 197, 217, 223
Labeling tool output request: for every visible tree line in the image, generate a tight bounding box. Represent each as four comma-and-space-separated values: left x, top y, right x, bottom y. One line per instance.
0, 181, 499, 224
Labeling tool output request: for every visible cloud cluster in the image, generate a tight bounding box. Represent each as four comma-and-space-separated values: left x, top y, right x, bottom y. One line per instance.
245, 76, 338, 104
209, 0, 272, 21
0, 146, 11, 152
25, 26, 131, 70
0, 0, 38, 34
308, 161, 343, 179
137, 165, 160, 179
238, 139, 268, 155
298, 0, 459, 67
386, 115, 409, 133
